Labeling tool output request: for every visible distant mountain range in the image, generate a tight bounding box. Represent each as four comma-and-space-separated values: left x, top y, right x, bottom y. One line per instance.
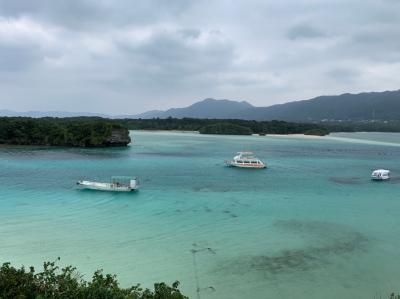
231, 90, 400, 122
0, 110, 108, 118
2, 90, 400, 121
134, 90, 400, 121
133, 98, 253, 119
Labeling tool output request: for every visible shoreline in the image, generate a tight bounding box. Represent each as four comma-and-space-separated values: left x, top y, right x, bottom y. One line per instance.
260, 133, 325, 139
131, 129, 326, 138
131, 129, 200, 134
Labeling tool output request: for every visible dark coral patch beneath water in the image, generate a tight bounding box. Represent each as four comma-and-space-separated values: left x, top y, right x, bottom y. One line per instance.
192, 186, 231, 192
217, 220, 368, 276
135, 151, 195, 157
248, 233, 366, 274
329, 177, 362, 185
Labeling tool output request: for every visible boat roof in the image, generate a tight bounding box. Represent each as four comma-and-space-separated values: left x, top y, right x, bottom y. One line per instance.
372, 169, 390, 173
237, 151, 254, 155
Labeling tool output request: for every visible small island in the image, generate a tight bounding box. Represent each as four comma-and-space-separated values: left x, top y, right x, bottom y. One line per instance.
0, 117, 131, 147
199, 123, 253, 135
0, 116, 329, 148
119, 118, 330, 136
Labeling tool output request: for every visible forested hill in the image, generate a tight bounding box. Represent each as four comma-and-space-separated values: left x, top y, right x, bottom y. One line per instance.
3, 90, 400, 122
0, 117, 131, 147
134, 98, 253, 119
133, 90, 400, 122
233, 90, 400, 121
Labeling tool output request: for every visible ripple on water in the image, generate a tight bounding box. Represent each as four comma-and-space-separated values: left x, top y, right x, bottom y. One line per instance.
389, 177, 400, 184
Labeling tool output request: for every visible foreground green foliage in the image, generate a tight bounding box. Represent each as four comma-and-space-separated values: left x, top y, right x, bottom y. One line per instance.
119, 118, 329, 136
0, 117, 130, 147
0, 260, 188, 299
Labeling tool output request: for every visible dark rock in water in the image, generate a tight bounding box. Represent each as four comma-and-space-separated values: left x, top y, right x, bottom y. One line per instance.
105, 128, 131, 146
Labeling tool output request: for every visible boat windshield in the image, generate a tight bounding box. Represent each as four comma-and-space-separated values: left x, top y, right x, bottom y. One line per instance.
237, 152, 258, 160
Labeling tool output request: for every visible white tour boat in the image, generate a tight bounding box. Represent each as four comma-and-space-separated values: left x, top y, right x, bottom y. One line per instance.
225, 152, 266, 169
77, 176, 139, 192
371, 169, 390, 181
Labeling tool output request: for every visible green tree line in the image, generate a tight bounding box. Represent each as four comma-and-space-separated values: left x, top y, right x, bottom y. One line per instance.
3, 117, 400, 148
119, 118, 329, 136
322, 120, 400, 133
0, 117, 131, 147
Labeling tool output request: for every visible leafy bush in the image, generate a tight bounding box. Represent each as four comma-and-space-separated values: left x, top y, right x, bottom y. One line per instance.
0, 260, 188, 299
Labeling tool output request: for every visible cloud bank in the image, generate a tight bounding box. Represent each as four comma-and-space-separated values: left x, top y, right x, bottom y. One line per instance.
0, 0, 400, 113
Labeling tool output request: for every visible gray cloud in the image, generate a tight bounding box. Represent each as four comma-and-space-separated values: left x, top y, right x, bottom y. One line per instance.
0, 44, 43, 71
325, 68, 360, 83
0, 0, 400, 114
286, 24, 326, 40
0, 0, 192, 30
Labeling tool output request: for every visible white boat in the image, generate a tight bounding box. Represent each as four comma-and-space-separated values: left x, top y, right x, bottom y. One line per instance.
77, 176, 139, 192
371, 169, 390, 181
225, 152, 266, 169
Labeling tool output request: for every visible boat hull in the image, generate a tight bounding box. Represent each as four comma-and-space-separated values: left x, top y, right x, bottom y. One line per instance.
77, 180, 138, 192
371, 176, 390, 181
225, 161, 266, 169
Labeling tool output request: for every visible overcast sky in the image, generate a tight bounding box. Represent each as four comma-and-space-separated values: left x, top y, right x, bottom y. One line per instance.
0, 0, 400, 114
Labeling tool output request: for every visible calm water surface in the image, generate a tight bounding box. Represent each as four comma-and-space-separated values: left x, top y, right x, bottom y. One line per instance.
1, 131, 400, 299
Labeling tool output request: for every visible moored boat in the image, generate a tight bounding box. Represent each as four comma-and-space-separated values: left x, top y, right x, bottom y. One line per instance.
371, 169, 390, 181
77, 176, 139, 191
225, 152, 266, 169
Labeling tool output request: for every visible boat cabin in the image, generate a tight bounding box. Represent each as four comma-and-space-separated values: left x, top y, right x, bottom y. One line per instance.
371, 169, 390, 181
111, 176, 138, 188
226, 152, 266, 168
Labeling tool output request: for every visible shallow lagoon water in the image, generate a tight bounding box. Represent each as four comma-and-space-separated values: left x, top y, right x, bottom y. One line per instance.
0, 131, 400, 298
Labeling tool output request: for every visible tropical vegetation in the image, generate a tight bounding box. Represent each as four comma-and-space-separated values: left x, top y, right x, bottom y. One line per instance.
0, 117, 130, 147
198, 123, 253, 135
322, 120, 400, 133
0, 259, 188, 299
119, 118, 329, 136
12, 116, 400, 146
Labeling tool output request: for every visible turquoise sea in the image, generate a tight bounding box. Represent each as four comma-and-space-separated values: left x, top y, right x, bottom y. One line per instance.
1, 131, 400, 299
